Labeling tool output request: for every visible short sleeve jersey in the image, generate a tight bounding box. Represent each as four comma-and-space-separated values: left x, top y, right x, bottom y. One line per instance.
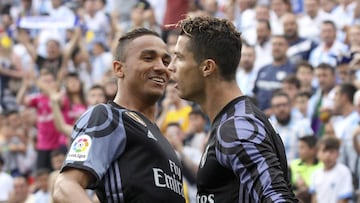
196, 96, 298, 203
61, 102, 185, 203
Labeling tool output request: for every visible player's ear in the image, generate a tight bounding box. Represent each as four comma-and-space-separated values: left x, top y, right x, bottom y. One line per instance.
201, 59, 216, 77
113, 60, 124, 78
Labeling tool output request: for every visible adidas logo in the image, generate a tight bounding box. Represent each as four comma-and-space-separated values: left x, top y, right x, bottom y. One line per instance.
147, 131, 157, 141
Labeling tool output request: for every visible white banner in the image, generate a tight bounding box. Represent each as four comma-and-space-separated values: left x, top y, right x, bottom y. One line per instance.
17, 16, 78, 29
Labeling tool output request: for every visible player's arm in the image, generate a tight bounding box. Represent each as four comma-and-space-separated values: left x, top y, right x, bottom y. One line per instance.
52, 168, 93, 203
216, 117, 296, 202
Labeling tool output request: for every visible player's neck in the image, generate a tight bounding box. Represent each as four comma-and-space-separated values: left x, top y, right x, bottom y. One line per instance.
201, 81, 243, 122
113, 95, 157, 122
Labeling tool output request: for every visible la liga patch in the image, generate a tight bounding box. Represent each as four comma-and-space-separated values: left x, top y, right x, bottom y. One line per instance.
66, 134, 92, 161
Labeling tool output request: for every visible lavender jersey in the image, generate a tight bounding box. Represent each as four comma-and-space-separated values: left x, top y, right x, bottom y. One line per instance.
196, 97, 298, 203
61, 102, 185, 203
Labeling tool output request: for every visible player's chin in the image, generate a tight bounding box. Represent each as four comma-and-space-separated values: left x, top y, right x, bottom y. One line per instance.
148, 88, 166, 99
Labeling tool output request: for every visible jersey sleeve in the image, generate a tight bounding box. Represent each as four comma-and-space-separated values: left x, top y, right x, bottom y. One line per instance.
337, 166, 353, 200
215, 116, 293, 202
61, 104, 127, 188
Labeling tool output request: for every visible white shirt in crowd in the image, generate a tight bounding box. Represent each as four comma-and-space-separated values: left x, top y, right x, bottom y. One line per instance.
0, 171, 13, 202
310, 163, 353, 203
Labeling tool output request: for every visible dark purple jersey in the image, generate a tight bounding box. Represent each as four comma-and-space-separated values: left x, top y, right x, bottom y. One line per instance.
196, 96, 298, 203
61, 102, 185, 203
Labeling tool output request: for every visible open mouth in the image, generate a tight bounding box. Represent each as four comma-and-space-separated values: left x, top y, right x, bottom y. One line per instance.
150, 76, 166, 84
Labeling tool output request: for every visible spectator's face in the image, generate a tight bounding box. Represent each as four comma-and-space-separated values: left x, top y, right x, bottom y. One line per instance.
298, 141, 315, 161
87, 88, 106, 106
320, 23, 336, 45
104, 81, 118, 100
13, 177, 30, 201
203, 0, 218, 15
46, 40, 60, 59
294, 95, 308, 116
36, 174, 49, 192
92, 43, 104, 56
116, 35, 171, 102
320, 0, 337, 13
94, 0, 104, 10
271, 95, 291, 125
336, 64, 352, 83
165, 125, 182, 138
282, 82, 298, 101
304, 0, 319, 18
21, 0, 32, 10
85, 0, 96, 13
237, 0, 251, 11
256, 22, 271, 44
239, 46, 255, 72
271, 37, 288, 61
317, 145, 338, 170
188, 114, 206, 133
66, 76, 82, 94
40, 73, 57, 90
255, 6, 270, 21
51, 0, 62, 8
7, 113, 21, 129
1, 14, 12, 27
168, 36, 204, 101
131, 7, 144, 25
315, 68, 335, 92
348, 26, 360, 47
332, 85, 345, 115
271, 0, 288, 17
296, 66, 313, 87
282, 14, 298, 39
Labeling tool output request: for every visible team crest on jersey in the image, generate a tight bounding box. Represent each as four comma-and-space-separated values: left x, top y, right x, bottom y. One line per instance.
200, 145, 210, 168
124, 111, 147, 127
66, 134, 92, 162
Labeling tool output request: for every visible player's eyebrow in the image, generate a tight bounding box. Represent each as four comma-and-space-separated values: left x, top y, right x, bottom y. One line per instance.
141, 49, 171, 60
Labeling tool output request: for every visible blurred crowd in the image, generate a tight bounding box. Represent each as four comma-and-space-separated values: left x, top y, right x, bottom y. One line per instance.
1, 0, 360, 202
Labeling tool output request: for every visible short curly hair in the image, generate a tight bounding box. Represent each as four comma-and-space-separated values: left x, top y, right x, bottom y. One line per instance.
177, 16, 242, 81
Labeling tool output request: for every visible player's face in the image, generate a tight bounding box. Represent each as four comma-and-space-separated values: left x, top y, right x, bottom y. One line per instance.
120, 35, 171, 100
168, 36, 205, 102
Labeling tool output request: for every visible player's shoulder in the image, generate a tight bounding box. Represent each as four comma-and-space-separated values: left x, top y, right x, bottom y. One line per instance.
75, 103, 126, 128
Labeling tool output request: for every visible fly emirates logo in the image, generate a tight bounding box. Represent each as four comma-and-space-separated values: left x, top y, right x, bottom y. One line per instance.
153, 160, 184, 197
